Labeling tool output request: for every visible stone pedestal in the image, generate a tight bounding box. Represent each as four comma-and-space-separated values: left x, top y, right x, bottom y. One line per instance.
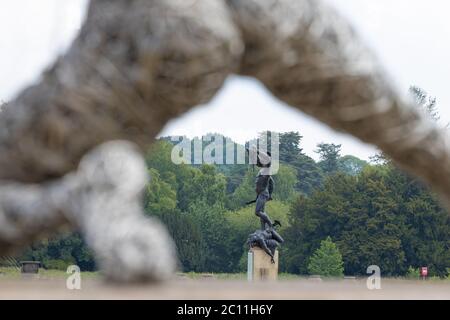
247, 247, 278, 281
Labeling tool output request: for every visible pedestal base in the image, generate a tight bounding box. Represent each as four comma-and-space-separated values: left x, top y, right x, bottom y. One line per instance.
247, 247, 278, 281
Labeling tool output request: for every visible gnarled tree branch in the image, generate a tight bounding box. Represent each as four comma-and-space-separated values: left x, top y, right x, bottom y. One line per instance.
228, 0, 450, 208
1, 0, 449, 281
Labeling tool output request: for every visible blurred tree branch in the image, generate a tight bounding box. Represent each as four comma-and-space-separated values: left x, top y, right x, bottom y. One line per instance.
1, 0, 450, 281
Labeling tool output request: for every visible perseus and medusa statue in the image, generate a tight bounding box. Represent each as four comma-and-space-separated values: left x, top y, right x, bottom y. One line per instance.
2, 0, 450, 282
246, 147, 284, 264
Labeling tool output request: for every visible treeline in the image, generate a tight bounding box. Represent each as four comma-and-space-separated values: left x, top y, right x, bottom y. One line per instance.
18, 132, 450, 277
285, 166, 450, 277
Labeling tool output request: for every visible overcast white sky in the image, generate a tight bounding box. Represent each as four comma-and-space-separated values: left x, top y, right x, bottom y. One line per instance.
1, 0, 449, 160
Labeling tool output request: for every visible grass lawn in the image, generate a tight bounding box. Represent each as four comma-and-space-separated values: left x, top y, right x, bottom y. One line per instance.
0, 268, 309, 281
177, 272, 307, 280
2, 267, 448, 282
0, 266, 99, 279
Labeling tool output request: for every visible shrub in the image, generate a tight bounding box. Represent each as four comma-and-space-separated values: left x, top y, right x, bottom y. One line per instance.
307, 236, 344, 277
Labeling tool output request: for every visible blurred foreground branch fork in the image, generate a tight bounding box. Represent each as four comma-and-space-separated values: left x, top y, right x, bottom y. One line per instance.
0, 141, 176, 281
1, 0, 449, 282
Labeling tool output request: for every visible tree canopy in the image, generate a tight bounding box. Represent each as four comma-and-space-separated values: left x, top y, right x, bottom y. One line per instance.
17, 133, 450, 277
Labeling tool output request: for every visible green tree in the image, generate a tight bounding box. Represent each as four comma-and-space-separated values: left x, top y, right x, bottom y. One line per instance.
144, 168, 177, 214
219, 164, 249, 195
228, 169, 255, 210
279, 131, 303, 163
406, 266, 420, 279
19, 232, 95, 271
188, 201, 233, 272
146, 140, 198, 211
387, 168, 450, 277
272, 165, 297, 202
183, 164, 227, 207
307, 236, 344, 277
315, 143, 342, 174
285, 169, 407, 276
338, 155, 368, 176
291, 154, 323, 195
149, 209, 204, 272
285, 165, 450, 277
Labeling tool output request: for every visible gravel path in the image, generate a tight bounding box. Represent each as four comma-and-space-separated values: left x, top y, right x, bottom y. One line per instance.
0, 277, 449, 300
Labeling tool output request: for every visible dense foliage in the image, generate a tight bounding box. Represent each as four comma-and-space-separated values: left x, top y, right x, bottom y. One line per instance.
16, 128, 450, 277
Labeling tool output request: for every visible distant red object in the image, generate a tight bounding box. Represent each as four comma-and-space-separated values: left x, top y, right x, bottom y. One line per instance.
420, 267, 428, 277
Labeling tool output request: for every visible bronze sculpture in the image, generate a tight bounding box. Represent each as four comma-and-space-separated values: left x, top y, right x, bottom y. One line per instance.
246, 146, 284, 262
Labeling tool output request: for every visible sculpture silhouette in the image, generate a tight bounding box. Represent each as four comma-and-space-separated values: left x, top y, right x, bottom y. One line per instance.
247, 228, 284, 264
